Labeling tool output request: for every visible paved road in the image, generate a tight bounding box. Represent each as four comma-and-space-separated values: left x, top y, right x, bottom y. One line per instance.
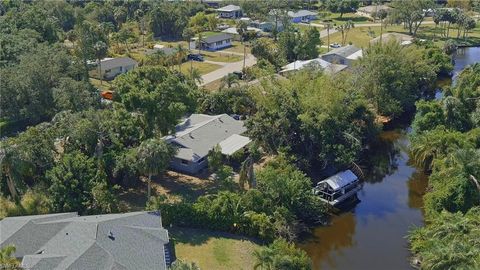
304, 20, 435, 29
200, 53, 256, 86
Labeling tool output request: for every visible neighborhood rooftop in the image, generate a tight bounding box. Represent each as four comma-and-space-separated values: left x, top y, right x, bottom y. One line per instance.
0, 211, 169, 270
288, 10, 318, 18
100, 57, 138, 70
281, 58, 348, 74
323, 45, 362, 58
216, 4, 241, 12
202, 33, 233, 44
321, 170, 359, 191
165, 114, 249, 162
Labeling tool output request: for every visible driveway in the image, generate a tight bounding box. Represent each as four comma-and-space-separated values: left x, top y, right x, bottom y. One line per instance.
200, 52, 257, 86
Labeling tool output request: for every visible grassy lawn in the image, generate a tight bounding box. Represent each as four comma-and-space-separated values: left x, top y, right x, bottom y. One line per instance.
201, 51, 242, 63
179, 61, 222, 75
170, 227, 261, 270
314, 12, 372, 25
90, 77, 112, 92
222, 41, 251, 54
200, 31, 223, 37
322, 24, 480, 48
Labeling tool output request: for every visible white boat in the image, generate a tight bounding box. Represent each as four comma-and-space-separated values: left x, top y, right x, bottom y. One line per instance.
313, 170, 362, 206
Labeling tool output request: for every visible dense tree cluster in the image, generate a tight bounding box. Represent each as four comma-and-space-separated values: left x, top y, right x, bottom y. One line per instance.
409, 64, 480, 268
247, 69, 377, 170
147, 156, 326, 242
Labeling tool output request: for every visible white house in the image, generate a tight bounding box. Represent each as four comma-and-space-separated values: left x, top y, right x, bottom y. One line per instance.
280, 58, 348, 75
198, 33, 233, 51
98, 57, 137, 80
216, 4, 242, 19
288, 10, 318, 23
221, 27, 262, 41
164, 114, 251, 174
357, 5, 391, 18
320, 45, 363, 66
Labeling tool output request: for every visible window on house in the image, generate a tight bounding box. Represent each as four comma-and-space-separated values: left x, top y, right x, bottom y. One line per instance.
181, 159, 189, 165
197, 157, 205, 163
216, 41, 223, 46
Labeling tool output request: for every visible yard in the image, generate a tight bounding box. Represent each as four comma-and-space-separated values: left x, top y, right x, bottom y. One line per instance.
170, 227, 260, 270
222, 41, 251, 54
314, 12, 371, 25
179, 61, 222, 75
322, 23, 480, 48
90, 77, 112, 92
201, 51, 242, 63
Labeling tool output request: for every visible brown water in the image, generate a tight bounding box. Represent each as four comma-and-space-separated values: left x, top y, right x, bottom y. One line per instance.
299, 46, 480, 270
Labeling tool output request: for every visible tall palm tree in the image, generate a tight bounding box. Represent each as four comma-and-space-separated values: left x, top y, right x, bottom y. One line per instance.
0, 144, 31, 201
93, 41, 108, 84
176, 44, 187, 71
136, 139, 176, 199
189, 68, 203, 85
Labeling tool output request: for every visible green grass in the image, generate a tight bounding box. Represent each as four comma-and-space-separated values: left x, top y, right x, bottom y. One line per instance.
222, 41, 251, 54
202, 51, 242, 63
322, 24, 480, 48
170, 227, 260, 270
200, 31, 223, 37
314, 12, 372, 25
90, 78, 112, 92
179, 61, 222, 75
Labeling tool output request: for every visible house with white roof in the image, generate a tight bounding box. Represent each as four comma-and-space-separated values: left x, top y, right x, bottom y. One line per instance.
164, 114, 251, 174
197, 33, 233, 51
0, 211, 170, 270
98, 57, 138, 80
216, 4, 242, 18
280, 58, 348, 75
288, 10, 318, 23
321, 45, 363, 66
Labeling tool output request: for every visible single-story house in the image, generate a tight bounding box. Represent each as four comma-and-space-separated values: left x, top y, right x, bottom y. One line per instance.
321, 45, 363, 66
370, 33, 413, 45
251, 20, 285, 33
357, 5, 391, 18
216, 4, 242, 19
280, 58, 348, 75
0, 211, 170, 270
164, 114, 251, 174
198, 33, 233, 51
98, 57, 137, 80
288, 10, 318, 23
221, 27, 262, 41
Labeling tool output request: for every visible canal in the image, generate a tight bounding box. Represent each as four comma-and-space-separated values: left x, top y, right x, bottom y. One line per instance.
298, 46, 480, 270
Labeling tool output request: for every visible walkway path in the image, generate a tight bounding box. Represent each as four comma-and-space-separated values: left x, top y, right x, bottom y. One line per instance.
200, 53, 256, 86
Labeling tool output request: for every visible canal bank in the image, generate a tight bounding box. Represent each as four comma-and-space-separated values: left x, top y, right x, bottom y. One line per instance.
298, 46, 480, 270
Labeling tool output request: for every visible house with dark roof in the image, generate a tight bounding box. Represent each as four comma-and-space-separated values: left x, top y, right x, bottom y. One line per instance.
98, 57, 137, 80
216, 4, 242, 18
164, 114, 251, 174
320, 45, 363, 66
288, 10, 318, 23
198, 33, 233, 51
0, 211, 170, 270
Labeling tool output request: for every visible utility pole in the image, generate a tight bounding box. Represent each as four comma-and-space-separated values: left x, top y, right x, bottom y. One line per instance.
242, 38, 246, 74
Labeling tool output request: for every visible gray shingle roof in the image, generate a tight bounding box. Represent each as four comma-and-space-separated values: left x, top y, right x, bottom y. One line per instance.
323, 45, 361, 58
201, 33, 233, 44
100, 57, 137, 71
165, 114, 247, 161
288, 10, 317, 18
216, 4, 241, 12
0, 211, 169, 270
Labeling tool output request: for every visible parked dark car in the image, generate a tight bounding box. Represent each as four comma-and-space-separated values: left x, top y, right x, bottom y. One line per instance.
188, 54, 204, 62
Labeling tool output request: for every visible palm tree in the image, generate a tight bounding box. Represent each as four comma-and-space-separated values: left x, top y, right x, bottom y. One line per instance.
189, 68, 203, 85
170, 260, 200, 270
0, 144, 31, 201
93, 41, 108, 84
136, 139, 176, 199
220, 73, 240, 89
0, 245, 20, 269
176, 44, 187, 71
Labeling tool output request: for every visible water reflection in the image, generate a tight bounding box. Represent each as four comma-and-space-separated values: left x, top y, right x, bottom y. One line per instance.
299, 130, 427, 270
299, 47, 479, 270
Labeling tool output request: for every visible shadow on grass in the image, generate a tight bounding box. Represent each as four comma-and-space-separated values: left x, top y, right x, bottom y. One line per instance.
334, 16, 369, 23
169, 226, 263, 246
